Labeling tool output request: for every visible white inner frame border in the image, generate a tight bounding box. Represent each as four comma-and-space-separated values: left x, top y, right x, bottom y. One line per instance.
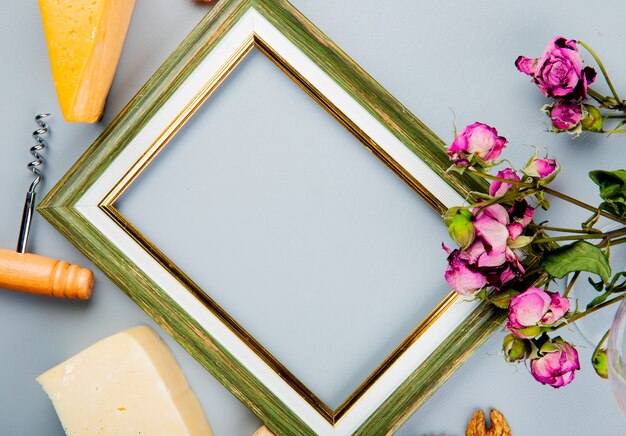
76, 8, 479, 435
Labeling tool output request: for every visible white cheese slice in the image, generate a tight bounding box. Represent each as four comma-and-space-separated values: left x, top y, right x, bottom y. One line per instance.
253, 425, 275, 436
37, 326, 213, 435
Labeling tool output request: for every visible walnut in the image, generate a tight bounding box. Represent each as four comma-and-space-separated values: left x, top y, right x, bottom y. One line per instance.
466, 409, 511, 436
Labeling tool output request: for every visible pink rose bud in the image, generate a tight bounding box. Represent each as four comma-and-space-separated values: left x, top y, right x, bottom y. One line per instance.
530, 337, 580, 388
548, 102, 582, 131
515, 36, 597, 100
523, 158, 558, 180
448, 122, 507, 168
489, 168, 521, 197
506, 287, 570, 338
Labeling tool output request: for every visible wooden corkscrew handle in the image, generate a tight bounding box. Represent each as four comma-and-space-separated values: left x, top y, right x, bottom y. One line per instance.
0, 248, 93, 299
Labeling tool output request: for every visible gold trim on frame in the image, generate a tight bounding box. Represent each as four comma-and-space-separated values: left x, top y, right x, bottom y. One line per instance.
99, 35, 459, 425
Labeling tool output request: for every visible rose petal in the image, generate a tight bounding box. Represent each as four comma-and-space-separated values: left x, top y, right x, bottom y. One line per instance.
508, 222, 524, 240
444, 250, 487, 295
515, 56, 538, 76
508, 287, 551, 328
542, 293, 570, 324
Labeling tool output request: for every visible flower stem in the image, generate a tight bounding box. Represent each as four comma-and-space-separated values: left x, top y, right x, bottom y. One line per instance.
533, 235, 600, 243
542, 186, 626, 226
578, 40, 622, 106
557, 294, 626, 328
588, 88, 607, 105
593, 329, 611, 356
467, 170, 534, 187
538, 225, 600, 234
468, 188, 538, 211
599, 236, 626, 248
534, 227, 626, 244
563, 271, 580, 298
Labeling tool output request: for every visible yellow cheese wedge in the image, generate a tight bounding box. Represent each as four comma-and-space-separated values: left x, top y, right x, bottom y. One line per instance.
38, 0, 136, 123
37, 326, 213, 435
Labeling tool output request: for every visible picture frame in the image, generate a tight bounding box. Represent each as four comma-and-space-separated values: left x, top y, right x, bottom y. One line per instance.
38, 0, 505, 434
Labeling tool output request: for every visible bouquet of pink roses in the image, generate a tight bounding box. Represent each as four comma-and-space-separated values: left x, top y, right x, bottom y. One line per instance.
442, 120, 626, 388
516, 36, 626, 135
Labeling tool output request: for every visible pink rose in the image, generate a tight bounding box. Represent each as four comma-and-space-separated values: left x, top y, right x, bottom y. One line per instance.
448, 122, 507, 167
471, 205, 511, 267
523, 158, 558, 180
463, 238, 522, 288
516, 37, 597, 100
506, 287, 570, 338
548, 102, 582, 130
508, 200, 535, 227
489, 168, 521, 197
443, 202, 535, 295
530, 337, 580, 388
443, 245, 487, 295
444, 204, 528, 294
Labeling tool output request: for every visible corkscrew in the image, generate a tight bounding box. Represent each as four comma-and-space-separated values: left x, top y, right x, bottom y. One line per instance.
17, 113, 49, 254
0, 114, 94, 299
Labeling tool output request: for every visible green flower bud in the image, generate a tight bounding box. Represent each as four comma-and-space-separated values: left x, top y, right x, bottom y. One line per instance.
443, 207, 471, 226
503, 334, 530, 363
447, 209, 475, 249
489, 289, 519, 309
592, 348, 608, 379
581, 104, 603, 133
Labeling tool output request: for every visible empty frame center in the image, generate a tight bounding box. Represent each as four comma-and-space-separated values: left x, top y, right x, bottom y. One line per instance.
115, 47, 451, 411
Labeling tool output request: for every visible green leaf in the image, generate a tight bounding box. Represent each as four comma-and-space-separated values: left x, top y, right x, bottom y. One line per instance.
508, 235, 533, 249
517, 326, 542, 338
446, 164, 466, 175
588, 277, 605, 293
615, 119, 626, 131
589, 169, 626, 219
587, 291, 612, 309
542, 241, 611, 283
539, 337, 561, 354
582, 210, 601, 230
609, 271, 626, 289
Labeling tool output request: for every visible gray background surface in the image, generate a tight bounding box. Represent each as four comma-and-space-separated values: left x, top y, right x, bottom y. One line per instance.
0, 1, 625, 435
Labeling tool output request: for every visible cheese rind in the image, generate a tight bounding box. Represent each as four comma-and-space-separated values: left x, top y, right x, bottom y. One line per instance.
37, 326, 213, 435
38, 0, 135, 122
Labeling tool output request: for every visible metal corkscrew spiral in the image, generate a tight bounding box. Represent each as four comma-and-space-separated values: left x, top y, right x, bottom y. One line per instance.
17, 113, 51, 254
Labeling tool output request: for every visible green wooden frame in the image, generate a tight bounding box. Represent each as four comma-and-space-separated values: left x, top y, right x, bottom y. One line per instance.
39, 0, 505, 434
